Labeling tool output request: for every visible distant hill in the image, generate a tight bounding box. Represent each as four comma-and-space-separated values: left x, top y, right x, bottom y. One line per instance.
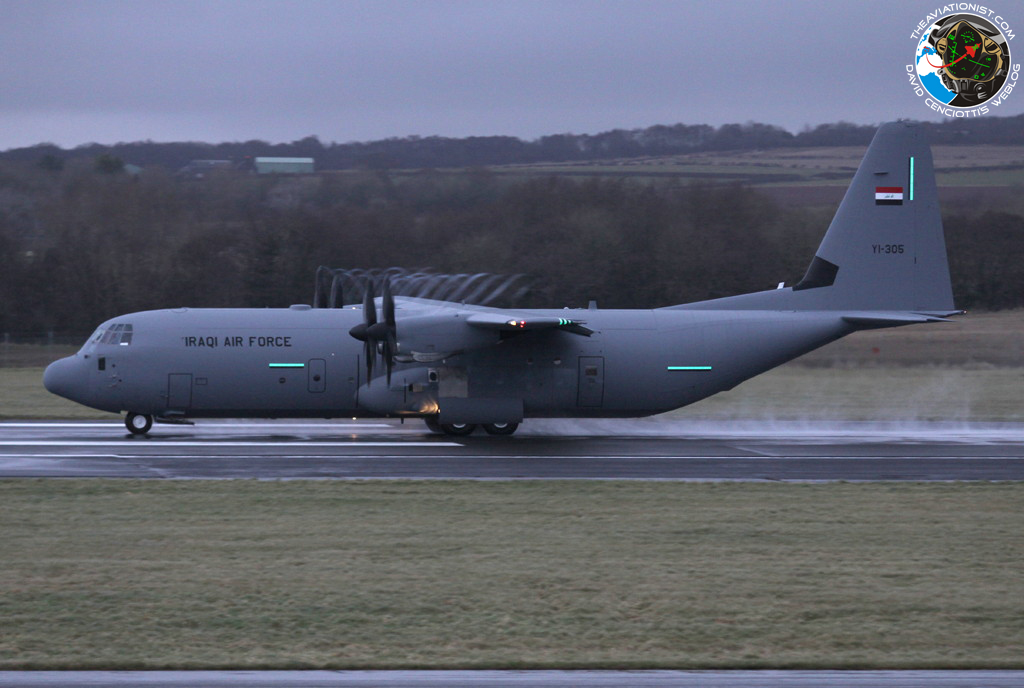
3, 114, 1023, 171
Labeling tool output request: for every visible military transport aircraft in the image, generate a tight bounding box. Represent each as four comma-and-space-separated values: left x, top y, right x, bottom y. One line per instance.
44, 121, 959, 436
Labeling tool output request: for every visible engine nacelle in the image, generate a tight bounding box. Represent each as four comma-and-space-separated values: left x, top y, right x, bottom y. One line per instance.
357, 366, 439, 416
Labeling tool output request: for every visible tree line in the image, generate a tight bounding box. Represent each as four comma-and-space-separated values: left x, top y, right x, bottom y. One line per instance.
1, 161, 1021, 339
3, 114, 1024, 172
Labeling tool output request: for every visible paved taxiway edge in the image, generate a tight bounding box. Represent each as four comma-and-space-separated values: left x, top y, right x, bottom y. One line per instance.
3, 670, 1024, 687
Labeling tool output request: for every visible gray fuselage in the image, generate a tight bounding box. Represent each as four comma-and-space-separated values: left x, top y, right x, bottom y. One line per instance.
45, 304, 852, 422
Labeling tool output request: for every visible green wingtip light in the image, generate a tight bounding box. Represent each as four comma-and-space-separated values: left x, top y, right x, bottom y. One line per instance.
909, 156, 915, 202
667, 366, 712, 371
268, 363, 305, 368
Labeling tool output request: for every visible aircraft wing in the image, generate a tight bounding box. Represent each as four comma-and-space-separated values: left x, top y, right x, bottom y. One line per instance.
374, 300, 592, 363
466, 312, 593, 336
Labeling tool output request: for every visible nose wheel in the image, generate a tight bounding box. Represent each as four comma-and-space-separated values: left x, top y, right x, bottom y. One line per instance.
125, 413, 153, 435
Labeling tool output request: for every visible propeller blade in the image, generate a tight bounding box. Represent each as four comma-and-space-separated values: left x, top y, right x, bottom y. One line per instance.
347, 279, 379, 384
367, 277, 393, 341
365, 279, 378, 385
383, 279, 397, 386
364, 279, 377, 327
384, 336, 394, 387
382, 278, 395, 329
348, 279, 376, 341
364, 339, 375, 384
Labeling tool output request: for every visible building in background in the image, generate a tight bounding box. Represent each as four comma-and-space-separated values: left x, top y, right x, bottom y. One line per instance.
254, 157, 315, 174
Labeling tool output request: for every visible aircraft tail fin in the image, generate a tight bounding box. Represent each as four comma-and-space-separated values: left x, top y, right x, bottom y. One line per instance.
673, 121, 957, 314
791, 120, 954, 311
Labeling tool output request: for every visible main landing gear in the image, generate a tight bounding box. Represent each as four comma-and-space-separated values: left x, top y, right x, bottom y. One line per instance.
424, 417, 520, 436
482, 422, 518, 436
125, 412, 153, 435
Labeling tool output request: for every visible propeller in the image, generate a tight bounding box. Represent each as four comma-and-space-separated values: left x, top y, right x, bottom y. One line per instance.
348, 278, 398, 386
348, 279, 377, 384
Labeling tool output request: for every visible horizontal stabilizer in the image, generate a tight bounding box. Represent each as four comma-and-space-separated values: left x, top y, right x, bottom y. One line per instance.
841, 311, 963, 328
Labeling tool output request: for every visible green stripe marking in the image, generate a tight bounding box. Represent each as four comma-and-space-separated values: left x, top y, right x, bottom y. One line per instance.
909, 156, 914, 202
667, 366, 712, 371
269, 363, 305, 368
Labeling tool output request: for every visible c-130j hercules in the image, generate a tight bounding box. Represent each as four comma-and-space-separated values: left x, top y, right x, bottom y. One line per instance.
45, 122, 960, 436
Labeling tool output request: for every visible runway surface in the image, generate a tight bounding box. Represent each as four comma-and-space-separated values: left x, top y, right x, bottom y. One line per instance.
1, 419, 1023, 480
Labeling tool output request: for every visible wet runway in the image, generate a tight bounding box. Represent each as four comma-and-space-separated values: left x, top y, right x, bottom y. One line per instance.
1, 419, 1023, 480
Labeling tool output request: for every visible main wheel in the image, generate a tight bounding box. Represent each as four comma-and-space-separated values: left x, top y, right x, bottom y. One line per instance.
125, 413, 153, 435
424, 416, 443, 434
439, 422, 477, 436
482, 422, 519, 436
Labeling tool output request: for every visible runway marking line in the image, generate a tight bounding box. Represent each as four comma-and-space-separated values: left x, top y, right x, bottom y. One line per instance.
0, 441, 462, 448
0, 422, 402, 429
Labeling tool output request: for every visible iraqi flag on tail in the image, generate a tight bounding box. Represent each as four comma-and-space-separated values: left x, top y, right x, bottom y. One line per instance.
875, 186, 903, 205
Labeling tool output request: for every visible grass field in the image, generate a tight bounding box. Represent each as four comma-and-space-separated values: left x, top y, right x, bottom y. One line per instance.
1, 480, 1022, 670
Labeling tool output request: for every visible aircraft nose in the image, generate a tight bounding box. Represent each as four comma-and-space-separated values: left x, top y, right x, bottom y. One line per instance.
43, 356, 82, 401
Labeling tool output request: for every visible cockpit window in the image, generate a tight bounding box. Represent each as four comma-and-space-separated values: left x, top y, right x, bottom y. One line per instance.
93, 323, 134, 346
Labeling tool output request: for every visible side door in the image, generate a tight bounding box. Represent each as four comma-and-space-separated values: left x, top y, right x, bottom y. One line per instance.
167, 373, 193, 411
577, 356, 604, 407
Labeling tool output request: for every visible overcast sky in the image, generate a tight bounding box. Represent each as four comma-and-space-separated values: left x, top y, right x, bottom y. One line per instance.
2, 0, 1022, 149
